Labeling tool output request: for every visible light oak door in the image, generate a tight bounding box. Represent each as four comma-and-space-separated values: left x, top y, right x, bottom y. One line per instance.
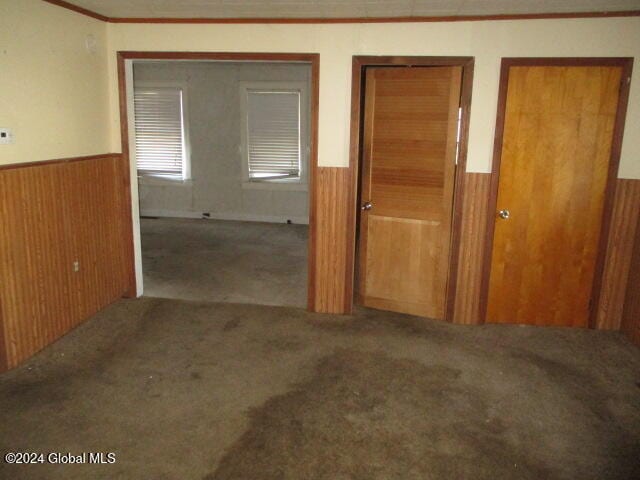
356, 66, 462, 319
487, 65, 624, 327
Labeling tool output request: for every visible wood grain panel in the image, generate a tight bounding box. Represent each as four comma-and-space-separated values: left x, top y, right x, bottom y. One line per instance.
348, 56, 474, 321
452, 173, 491, 325
487, 65, 622, 327
596, 179, 640, 330
357, 66, 461, 319
621, 200, 640, 345
0, 154, 131, 371
311, 167, 352, 314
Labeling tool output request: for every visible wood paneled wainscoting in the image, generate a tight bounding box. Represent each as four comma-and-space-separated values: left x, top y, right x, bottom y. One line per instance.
596, 179, 640, 331
452, 174, 640, 332
309, 166, 354, 313
309, 167, 496, 321
452, 173, 491, 325
0, 154, 132, 371
311, 165, 640, 343
622, 201, 640, 345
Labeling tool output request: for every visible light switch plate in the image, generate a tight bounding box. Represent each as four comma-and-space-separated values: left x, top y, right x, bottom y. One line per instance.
0, 128, 14, 144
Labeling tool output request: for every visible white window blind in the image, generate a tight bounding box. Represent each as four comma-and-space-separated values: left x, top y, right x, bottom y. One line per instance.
134, 87, 186, 178
247, 90, 301, 180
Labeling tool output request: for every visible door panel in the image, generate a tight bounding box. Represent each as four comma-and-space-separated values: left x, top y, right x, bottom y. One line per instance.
487, 65, 623, 327
357, 66, 462, 319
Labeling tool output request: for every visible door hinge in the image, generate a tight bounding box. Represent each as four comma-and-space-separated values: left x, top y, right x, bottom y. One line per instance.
626, 76, 631, 85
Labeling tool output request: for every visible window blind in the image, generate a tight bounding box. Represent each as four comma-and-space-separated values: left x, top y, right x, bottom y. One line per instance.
134, 87, 185, 178
247, 90, 301, 179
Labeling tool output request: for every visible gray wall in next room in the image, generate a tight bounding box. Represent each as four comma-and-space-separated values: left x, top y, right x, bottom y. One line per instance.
134, 61, 310, 223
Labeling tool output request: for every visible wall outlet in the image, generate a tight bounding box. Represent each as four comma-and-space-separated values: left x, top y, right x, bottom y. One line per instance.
73, 261, 80, 272
0, 128, 14, 144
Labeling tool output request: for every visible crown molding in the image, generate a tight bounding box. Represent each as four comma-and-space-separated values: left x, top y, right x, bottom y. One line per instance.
42, 0, 109, 22
41, 1, 640, 24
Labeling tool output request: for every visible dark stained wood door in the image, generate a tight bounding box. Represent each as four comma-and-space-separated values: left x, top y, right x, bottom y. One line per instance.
487, 65, 624, 327
356, 66, 462, 319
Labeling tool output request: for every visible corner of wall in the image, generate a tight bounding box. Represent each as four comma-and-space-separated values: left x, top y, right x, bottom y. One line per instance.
106, 21, 123, 154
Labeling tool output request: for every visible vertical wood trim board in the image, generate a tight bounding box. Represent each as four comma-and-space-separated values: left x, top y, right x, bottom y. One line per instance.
0, 154, 130, 371
313, 167, 352, 314
117, 54, 137, 298
0, 293, 7, 372
621, 202, 640, 345
452, 173, 491, 325
596, 178, 640, 330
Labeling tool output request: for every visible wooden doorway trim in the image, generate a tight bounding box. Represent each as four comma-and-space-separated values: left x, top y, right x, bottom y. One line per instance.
346, 55, 475, 320
116, 51, 320, 309
479, 57, 634, 328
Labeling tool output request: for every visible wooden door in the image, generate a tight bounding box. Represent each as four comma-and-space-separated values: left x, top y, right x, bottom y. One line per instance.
356, 66, 462, 319
487, 65, 623, 327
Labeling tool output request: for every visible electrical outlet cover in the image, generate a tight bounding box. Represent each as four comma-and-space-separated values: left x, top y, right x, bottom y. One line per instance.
0, 128, 14, 144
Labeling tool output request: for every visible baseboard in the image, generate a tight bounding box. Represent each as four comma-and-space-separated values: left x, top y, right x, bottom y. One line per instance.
205, 212, 310, 225
140, 209, 309, 225
140, 209, 202, 219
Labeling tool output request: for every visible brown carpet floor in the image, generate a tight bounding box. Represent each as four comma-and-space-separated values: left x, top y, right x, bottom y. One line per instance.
1, 298, 639, 479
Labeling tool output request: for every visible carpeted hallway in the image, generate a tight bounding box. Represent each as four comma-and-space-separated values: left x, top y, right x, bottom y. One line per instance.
1, 298, 639, 479
141, 217, 308, 307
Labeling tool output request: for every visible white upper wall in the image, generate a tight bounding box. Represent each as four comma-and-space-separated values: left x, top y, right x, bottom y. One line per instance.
107, 17, 640, 178
0, 0, 110, 165
1, 4, 638, 177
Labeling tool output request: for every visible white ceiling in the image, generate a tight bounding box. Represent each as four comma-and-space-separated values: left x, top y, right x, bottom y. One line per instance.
62, 0, 640, 19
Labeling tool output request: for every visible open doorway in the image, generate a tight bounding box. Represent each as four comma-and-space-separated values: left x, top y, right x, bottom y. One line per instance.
118, 53, 318, 309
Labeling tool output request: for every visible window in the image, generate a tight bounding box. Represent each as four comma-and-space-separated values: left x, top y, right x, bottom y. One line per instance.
241, 82, 308, 184
134, 86, 189, 180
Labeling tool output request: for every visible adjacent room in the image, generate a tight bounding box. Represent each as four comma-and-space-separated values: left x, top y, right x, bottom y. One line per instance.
131, 60, 311, 307
1, 1, 640, 479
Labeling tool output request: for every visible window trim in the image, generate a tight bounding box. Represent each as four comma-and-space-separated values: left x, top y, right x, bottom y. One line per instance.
133, 80, 191, 182
239, 81, 309, 187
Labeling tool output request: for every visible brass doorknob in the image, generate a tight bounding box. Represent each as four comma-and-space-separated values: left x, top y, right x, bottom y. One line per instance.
498, 209, 510, 219
361, 201, 373, 211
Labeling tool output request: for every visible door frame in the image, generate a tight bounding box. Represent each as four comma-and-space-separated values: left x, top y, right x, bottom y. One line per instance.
346, 56, 475, 320
479, 57, 634, 327
116, 51, 320, 310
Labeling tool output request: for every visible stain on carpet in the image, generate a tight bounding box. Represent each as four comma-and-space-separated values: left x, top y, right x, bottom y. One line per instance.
223, 318, 241, 332
208, 349, 552, 480
509, 350, 618, 421
308, 309, 457, 345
